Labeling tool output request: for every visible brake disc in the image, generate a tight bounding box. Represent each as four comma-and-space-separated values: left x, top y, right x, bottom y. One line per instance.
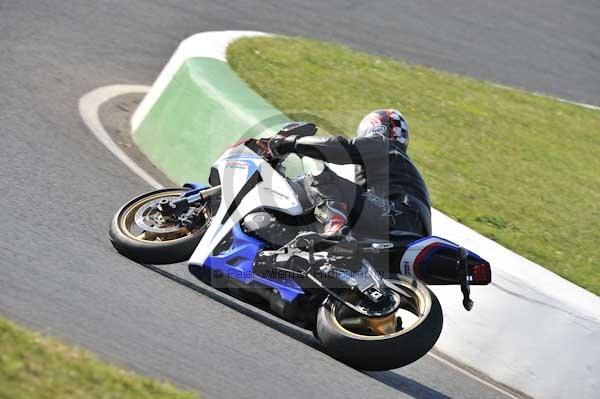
134, 200, 183, 234
353, 290, 402, 317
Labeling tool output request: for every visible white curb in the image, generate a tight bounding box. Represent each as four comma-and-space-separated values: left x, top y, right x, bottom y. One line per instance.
131, 31, 600, 399
131, 31, 269, 132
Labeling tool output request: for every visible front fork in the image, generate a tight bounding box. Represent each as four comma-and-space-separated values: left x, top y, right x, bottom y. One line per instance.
156, 185, 222, 226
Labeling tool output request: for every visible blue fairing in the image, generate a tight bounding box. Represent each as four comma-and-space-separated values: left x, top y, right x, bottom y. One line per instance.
183, 182, 210, 193
190, 223, 305, 303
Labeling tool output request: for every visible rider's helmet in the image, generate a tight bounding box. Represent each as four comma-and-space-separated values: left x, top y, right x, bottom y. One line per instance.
356, 109, 409, 151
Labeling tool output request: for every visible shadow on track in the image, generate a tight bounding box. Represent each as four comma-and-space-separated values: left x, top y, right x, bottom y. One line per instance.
367, 371, 450, 399
138, 262, 452, 399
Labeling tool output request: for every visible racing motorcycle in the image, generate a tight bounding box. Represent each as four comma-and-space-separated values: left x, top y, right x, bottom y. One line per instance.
109, 123, 491, 370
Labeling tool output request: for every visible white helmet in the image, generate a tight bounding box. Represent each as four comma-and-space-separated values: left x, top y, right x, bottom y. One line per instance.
356, 109, 409, 151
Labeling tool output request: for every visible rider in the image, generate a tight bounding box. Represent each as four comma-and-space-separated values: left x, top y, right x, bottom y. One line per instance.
268, 109, 431, 240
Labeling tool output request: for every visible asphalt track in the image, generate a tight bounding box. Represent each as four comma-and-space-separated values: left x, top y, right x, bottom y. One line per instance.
1, 1, 598, 398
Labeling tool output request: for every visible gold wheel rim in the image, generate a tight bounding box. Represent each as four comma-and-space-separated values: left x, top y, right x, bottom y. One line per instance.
119, 190, 206, 244
330, 277, 432, 340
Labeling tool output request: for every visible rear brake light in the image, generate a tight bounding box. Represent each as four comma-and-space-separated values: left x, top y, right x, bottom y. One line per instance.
471, 261, 491, 284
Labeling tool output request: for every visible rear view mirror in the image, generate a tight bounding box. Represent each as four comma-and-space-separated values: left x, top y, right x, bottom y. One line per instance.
278, 122, 317, 137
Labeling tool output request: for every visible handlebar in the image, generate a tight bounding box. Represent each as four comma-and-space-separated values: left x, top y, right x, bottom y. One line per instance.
244, 138, 276, 161
245, 121, 318, 163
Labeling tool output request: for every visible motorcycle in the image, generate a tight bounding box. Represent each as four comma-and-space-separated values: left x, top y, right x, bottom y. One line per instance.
109, 123, 491, 370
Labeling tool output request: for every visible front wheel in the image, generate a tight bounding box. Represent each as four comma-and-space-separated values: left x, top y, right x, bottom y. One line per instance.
109, 188, 210, 264
316, 276, 443, 371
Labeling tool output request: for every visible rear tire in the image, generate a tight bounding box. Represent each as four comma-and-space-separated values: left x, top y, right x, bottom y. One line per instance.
109, 188, 208, 264
316, 278, 443, 371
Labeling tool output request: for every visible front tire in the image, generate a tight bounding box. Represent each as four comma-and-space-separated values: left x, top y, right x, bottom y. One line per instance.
109, 188, 209, 264
316, 277, 443, 371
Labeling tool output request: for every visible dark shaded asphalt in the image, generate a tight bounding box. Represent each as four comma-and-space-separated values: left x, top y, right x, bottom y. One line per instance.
2, 0, 597, 398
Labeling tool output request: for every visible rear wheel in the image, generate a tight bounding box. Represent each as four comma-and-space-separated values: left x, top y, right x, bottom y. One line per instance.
109, 188, 210, 264
316, 276, 442, 371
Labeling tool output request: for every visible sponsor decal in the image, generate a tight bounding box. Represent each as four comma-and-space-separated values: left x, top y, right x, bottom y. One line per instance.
363, 191, 403, 216
225, 160, 249, 170
372, 124, 388, 136
261, 186, 291, 200
402, 260, 411, 276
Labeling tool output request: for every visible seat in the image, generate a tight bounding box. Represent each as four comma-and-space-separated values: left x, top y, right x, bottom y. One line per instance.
389, 230, 424, 240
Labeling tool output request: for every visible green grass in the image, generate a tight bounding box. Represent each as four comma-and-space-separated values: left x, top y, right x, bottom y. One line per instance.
0, 318, 196, 399
228, 37, 600, 295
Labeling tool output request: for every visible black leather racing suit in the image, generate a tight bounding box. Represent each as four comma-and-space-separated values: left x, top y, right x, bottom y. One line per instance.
291, 134, 432, 237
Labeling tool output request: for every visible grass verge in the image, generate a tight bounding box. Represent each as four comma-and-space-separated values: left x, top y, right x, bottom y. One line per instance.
0, 317, 195, 399
228, 36, 600, 295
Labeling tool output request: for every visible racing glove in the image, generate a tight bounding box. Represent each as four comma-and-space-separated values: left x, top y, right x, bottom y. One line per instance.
268, 135, 297, 158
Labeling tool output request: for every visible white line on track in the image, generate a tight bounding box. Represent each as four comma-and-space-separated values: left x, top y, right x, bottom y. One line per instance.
79, 84, 525, 399
428, 352, 523, 399
79, 84, 161, 189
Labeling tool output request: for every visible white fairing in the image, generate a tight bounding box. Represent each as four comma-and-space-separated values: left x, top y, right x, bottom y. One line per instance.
189, 144, 303, 265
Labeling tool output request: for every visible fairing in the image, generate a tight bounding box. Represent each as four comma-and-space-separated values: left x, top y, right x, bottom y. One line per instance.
189, 144, 302, 266
188, 143, 305, 302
